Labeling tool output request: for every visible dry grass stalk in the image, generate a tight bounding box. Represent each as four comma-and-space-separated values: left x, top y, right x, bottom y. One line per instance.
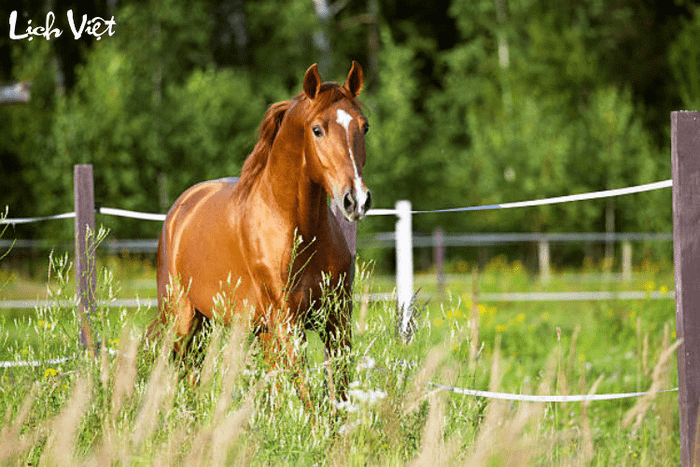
356, 283, 370, 335
100, 342, 110, 389
130, 334, 178, 452
404, 346, 445, 415
40, 374, 92, 465
463, 336, 552, 467
563, 374, 604, 467
111, 327, 140, 419
148, 419, 193, 467
208, 388, 256, 467
185, 323, 250, 466
643, 331, 650, 378
556, 327, 569, 403
92, 329, 141, 465
408, 391, 459, 467
0, 387, 38, 464
469, 268, 480, 367
478, 334, 506, 437
622, 334, 682, 430
197, 326, 223, 391
567, 325, 581, 376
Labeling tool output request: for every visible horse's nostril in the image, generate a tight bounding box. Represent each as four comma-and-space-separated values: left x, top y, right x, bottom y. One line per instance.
343, 192, 356, 212
363, 190, 373, 213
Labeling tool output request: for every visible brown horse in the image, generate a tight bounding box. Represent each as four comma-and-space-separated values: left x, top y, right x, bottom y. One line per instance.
155, 62, 372, 401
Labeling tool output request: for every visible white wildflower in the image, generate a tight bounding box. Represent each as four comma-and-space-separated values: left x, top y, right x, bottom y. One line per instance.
338, 420, 361, 434
357, 355, 376, 371
334, 399, 360, 413
348, 388, 387, 405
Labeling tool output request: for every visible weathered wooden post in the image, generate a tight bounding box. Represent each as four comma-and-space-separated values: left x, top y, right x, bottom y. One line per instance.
671, 111, 700, 466
74, 164, 97, 355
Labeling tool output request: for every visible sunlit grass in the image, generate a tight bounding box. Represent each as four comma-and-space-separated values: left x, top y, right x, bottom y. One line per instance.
0, 252, 681, 466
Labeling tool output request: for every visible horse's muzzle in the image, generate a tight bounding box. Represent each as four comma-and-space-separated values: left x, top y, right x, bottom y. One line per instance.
342, 187, 373, 221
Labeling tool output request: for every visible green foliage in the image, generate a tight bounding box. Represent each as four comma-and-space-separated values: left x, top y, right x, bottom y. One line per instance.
163, 68, 265, 194
670, 7, 700, 109
362, 27, 426, 236
0, 0, 688, 261
245, 0, 319, 88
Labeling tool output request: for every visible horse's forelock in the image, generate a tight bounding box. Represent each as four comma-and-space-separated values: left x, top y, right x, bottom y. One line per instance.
305, 83, 358, 117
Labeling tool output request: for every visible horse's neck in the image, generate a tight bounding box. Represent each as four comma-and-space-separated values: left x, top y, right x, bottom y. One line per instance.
257, 112, 326, 238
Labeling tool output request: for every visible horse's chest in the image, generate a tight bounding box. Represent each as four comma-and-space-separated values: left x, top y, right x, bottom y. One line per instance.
288, 251, 350, 317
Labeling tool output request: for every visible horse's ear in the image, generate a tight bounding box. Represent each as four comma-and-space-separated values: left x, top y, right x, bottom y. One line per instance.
343, 61, 364, 97
303, 64, 322, 100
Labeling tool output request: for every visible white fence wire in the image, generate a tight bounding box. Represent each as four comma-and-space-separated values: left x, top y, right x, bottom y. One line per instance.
1, 179, 673, 224
0, 178, 677, 403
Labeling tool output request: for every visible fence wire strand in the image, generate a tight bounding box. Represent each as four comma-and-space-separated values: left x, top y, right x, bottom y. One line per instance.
0, 177, 678, 404
1, 179, 673, 224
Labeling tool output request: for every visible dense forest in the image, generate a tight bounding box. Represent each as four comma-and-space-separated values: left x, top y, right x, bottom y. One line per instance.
1, 0, 698, 266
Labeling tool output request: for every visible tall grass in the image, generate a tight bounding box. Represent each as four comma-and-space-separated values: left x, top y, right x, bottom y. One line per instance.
0, 255, 681, 466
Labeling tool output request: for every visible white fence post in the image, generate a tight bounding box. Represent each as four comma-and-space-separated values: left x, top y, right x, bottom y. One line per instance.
395, 200, 414, 342
434, 228, 445, 297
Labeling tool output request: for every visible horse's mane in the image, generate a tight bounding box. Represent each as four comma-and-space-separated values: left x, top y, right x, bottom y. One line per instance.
236, 84, 357, 195
235, 99, 292, 195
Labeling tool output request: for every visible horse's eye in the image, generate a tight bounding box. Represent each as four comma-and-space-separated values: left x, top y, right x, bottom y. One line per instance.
362, 123, 370, 135
312, 126, 324, 138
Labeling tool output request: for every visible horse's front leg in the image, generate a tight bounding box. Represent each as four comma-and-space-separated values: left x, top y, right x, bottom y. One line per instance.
323, 298, 353, 403
259, 318, 312, 408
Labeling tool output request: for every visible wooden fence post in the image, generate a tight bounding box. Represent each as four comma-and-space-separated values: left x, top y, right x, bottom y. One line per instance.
672, 111, 700, 467
74, 164, 97, 355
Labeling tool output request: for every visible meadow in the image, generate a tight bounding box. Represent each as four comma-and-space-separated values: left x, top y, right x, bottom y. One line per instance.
0, 251, 679, 466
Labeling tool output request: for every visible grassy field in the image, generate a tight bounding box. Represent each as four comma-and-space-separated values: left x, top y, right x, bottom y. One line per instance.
0, 253, 679, 466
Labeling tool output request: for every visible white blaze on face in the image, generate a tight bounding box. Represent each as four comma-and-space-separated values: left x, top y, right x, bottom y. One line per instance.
336, 108, 354, 133
336, 108, 368, 211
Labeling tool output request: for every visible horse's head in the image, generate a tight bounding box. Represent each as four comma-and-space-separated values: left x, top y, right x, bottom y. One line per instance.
302, 62, 373, 222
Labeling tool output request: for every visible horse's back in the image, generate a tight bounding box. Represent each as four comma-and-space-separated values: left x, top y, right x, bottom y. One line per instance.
160, 177, 239, 246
